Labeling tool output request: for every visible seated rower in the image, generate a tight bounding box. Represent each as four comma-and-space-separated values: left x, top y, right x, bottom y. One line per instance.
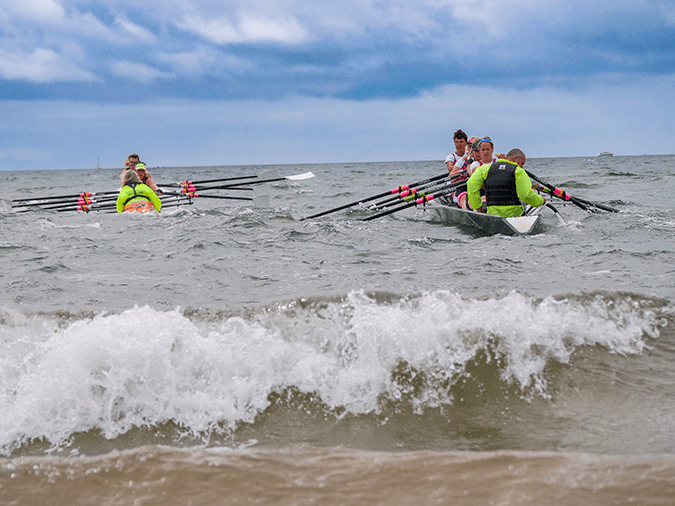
448, 140, 482, 209
120, 156, 161, 195
466, 148, 545, 217
445, 129, 469, 172
117, 169, 162, 213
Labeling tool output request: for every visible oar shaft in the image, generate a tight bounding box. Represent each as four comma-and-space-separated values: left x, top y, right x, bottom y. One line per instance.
545, 202, 567, 225
97, 198, 194, 214
371, 176, 467, 209
53, 195, 189, 212
371, 182, 450, 210
162, 191, 254, 201
158, 175, 260, 187
195, 176, 294, 190
160, 170, 312, 190
526, 171, 595, 213
300, 172, 451, 221
188, 186, 254, 192
565, 195, 619, 213
361, 181, 464, 222
12, 190, 119, 205
532, 179, 618, 213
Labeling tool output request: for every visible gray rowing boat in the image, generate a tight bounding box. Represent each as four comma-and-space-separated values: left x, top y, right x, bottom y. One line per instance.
427, 203, 542, 235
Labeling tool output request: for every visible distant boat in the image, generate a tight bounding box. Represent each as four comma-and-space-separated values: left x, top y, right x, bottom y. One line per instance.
598, 152, 613, 157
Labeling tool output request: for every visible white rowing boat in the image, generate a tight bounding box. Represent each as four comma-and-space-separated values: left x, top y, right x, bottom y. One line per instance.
427, 203, 542, 235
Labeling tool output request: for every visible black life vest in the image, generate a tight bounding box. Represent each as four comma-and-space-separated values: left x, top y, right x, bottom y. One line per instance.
484, 161, 521, 207
122, 182, 152, 206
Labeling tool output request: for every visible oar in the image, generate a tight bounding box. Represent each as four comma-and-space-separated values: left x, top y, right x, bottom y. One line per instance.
43, 195, 118, 211
13, 194, 120, 212
361, 181, 466, 222
162, 183, 270, 196
157, 169, 280, 187
369, 177, 466, 210
545, 202, 567, 225
65, 196, 192, 213
561, 194, 619, 213
98, 198, 195, 214
526, 171, 608, 214
12, 190, 120, 206
192, 171, 314, 191
525, 199, 566, 225
300, 172, 451, 221
161, 191, 270, 208
16, 190, 180, 212
531, 181, 618, 213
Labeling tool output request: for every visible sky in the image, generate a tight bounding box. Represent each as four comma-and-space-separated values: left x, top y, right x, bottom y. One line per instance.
1, 0, 674, 170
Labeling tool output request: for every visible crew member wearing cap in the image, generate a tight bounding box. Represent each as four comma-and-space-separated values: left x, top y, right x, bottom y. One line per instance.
120, 154, 161, 194
466, 148, 545, 217
117, 170, 162, 213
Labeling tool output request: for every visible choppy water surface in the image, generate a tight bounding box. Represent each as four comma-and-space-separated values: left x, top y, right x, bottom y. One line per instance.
1, 155, 674, 505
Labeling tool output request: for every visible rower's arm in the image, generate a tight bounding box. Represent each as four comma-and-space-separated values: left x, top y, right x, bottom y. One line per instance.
467, 164, 488, 211
516, 168, 545, 207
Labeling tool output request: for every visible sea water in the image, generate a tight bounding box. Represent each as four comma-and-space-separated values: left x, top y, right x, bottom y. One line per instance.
1, 155, 674, 505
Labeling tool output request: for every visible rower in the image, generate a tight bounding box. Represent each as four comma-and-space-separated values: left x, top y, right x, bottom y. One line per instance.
116, 170, 162, 213
445, 129, 469, 172
120, 156, 162, 195
466, 148, 545, 217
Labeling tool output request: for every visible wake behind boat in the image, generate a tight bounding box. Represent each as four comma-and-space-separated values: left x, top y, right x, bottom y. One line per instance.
427, 202, 543, 235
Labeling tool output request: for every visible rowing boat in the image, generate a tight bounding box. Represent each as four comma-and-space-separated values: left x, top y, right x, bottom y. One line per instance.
427, 203, 542, 235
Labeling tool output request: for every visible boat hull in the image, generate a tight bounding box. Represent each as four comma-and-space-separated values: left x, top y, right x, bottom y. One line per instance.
428, 204, 541, 235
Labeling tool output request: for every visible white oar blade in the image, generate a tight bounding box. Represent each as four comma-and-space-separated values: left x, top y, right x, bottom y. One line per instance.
253, 194, 270, 208
257, 170, 280, 182
253, 185, 271, 196
285, 171, 315, 180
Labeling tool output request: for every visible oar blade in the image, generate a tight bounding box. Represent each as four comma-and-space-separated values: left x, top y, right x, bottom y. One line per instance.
253, 185, 271, 196
285, 171, 315, 181
253, 194, 271, 208
257, 170, 280, 181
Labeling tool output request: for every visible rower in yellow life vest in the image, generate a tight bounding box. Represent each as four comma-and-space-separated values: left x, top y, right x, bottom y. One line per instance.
467, 148, 545, 217
116, 167, 162, 213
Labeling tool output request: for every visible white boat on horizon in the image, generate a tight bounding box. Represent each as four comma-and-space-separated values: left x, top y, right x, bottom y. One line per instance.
598, 151, 613, 157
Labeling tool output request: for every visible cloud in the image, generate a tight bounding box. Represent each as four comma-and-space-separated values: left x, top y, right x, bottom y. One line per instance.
0, 46, 96, 82
158, 47, 252, 74
0, 0, 67, 25
2, 70, 673, 171
0, 146, 52, 163
176, 12, 311, 45
0, 0, 117, 40
110, 61, 174, 83
115, 15, 157, 43
659, 3, 675, 27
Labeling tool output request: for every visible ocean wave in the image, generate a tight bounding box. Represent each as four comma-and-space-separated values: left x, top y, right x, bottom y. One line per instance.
0, 290, 670, 455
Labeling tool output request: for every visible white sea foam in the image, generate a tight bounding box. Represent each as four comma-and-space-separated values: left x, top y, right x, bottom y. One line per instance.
0, 290, 663, 454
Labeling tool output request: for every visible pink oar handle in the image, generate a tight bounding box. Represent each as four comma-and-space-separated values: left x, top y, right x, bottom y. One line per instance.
390, 185, 409, 194
399, 188, 417, 198
416, 194, 435, 205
